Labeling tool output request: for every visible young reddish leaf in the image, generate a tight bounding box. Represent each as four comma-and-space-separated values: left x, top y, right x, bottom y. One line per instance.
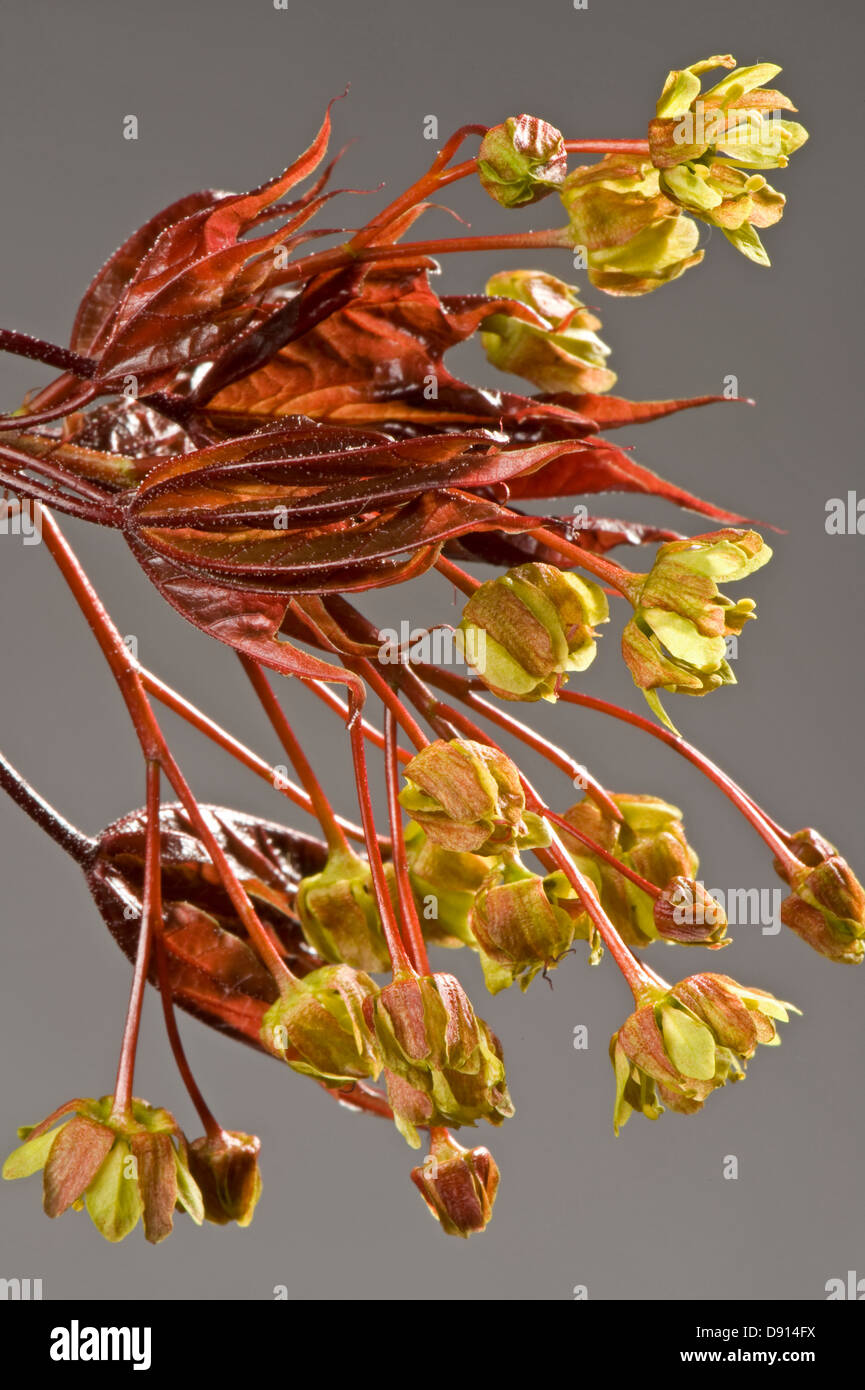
205, 263, 598, 434
70, 191, 223, 358
85, 803, 328, 1048
123, 416, 572, 592
503, 436, 747, 522
444, 514, 683, 564
125, 531, 370, 690
85, 105, 343, 390
537, 391, 749, 430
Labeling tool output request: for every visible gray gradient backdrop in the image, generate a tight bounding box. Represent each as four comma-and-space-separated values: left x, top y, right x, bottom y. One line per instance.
0, 0, 862, 1302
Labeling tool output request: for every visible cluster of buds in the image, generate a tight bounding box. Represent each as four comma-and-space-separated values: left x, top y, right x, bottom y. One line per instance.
480, 269, 616, 395
459, 563, 609, 702
560, 153, 704, 295
364, 972, 513, 1147
560, 792, 726, 948
773, 829, 865, 964
612, 975, 796, 1131
0, 55, 844, 1254
2, 1097, 214, 1243
619, 529, 772, 723
648, 56, 808, 266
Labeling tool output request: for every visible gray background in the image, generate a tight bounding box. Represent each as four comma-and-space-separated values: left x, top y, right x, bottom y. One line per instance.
0, 0, 862, 1302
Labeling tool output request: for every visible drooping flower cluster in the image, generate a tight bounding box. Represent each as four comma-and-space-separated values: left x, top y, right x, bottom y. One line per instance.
0, 54, 850, 1254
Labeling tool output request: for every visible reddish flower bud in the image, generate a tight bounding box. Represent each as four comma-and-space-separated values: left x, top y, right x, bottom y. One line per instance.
478, 115, 567, 207
411, 1132, 500, 1237
188, 1130, 262, 1227
653, 876, 728, 946
780, 856, 865, 965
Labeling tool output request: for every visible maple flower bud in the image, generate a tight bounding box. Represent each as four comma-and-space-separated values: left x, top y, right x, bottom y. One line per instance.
560, 792, 699, 947
773, 826, 837, 874
411, 1132, 500, 1238
620, 529, 772, 725
470, 857, 577, 994
560, 153, 703, 295
478, 115, 567, 207
261, 964, 381, 1085
2, 1096, 204, 1244
399, 738, 548, 855
459, 562, 609, 703
480, 270, 616, 394
611, 974, 795, 1132
648, 56, 808, 265
403, 821, 496, 948
296, 845, 391, 973
365, 972, 514, 1147
780, 855, 865, 965
653, 876, 729, 946
187, 1130, 262, 1227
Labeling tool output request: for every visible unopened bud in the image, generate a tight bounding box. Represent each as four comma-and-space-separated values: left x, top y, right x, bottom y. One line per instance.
478, 115, 567, 207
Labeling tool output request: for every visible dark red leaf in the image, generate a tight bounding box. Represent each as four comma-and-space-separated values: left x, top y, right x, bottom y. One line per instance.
503, 436, 747, 523
536, 391, 751, 430
85, 802, 328, 1049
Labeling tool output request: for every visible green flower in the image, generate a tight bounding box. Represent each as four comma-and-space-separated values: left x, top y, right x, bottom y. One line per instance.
620, 528, 772, 728
470, 855, 580, 994
560, 153, 703, 295
560, 792, 699, 947
261, 964, 381, 1085
296, 845, 391, 973
648, 55, 808, 265
459, 562, 609, 703
367, 972, 514, 1147
480, 270, 616, 394
2, 1096, 204, 1244
403, 821, 498, 948
612, 974, 796, 1133
477, 115, 567, 207
399, 738, 549, 855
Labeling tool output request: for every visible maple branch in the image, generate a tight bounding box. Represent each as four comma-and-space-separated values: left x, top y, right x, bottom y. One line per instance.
0, 747, 95, 865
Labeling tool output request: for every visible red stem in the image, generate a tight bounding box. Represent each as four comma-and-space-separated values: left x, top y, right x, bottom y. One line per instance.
154, 932, 222, 1141
557, 689, 800, 874
305, 678, 411, 765
541, 808, 662, 898
348, 719, 413, 975
110, 760, 161, 1121
383, 708, 430, 975
528, 524, 637, 597
139, 664, 368, 842
239, 654, 349, 854
434, 555, 481, 597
